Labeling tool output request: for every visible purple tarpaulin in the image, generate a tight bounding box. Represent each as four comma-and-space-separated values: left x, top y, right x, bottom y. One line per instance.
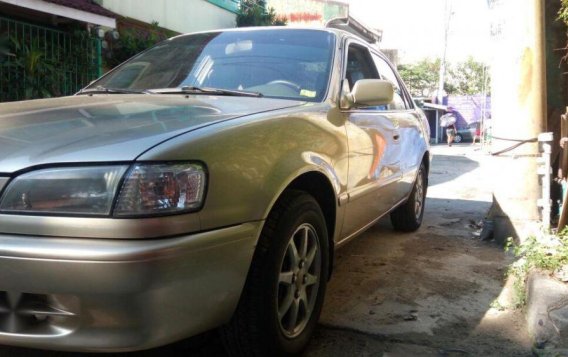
446, 96, 492, 129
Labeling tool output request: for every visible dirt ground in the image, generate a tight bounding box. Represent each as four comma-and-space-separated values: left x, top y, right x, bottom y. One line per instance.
305, 144, 531, 357
0, 145, 531, 357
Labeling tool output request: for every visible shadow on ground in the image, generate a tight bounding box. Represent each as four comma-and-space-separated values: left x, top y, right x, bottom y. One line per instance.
429, 154, 480, 187
0, 333, 226, 357
308, 203, 529, 356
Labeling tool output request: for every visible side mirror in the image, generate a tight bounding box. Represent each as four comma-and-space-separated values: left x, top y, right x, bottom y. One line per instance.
342, 79, 394, 109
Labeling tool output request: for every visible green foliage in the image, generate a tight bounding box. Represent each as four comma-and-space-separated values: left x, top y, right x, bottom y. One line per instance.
0, 32, 12, 60
558, 0, 568, 26
237, 0, 287, 27
490, 299, 506, 311
19, 44, 57, 99
447, 57, 490, 96
507, 258, 528, 308
0, 24, 99, 101
397, 58, 440, 97
397, 57, 490, 97
2, 36, 61, 99
506, 231, 568, 308
104, 22, 174, 69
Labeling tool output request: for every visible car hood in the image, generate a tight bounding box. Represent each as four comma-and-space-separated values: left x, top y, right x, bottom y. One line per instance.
0, 95, 304, 173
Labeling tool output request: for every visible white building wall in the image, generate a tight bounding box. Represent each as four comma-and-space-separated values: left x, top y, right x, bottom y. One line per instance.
98, 0, 236, 33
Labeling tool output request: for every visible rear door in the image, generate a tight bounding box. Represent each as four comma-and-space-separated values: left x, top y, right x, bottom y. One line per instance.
340, 41, 403, 238
370, 51, 426, 202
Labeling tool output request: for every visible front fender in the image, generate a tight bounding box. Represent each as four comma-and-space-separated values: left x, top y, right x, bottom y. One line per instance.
137, 107, 349, 233
261, 151, 342, 220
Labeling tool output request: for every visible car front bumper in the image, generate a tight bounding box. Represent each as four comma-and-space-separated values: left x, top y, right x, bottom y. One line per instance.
0, 222, 261, 352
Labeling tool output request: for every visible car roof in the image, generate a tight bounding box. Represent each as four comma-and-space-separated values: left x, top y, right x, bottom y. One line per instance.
170, 26, 361, 44
169, 26, 385, 58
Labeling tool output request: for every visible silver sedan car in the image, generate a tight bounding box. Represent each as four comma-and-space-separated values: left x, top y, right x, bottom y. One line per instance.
0, 27, 429, 356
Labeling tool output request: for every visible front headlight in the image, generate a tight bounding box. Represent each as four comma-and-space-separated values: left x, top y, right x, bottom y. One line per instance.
114, 163, 206, 217
0, 163, 207, 217
0, 166, 128, 216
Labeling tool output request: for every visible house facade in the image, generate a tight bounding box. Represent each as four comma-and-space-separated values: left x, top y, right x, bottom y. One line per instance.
95, 0, 239, 33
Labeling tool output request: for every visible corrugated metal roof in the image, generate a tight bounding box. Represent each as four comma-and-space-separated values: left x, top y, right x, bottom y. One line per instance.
42, 0, 116, 18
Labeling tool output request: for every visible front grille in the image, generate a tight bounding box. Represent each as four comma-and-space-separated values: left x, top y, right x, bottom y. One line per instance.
0, 291, 76, 335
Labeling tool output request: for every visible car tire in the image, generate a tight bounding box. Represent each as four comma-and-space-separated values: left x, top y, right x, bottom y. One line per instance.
454, 133, 463, 143
390, 162, 427, 232
221, 190, 329, 357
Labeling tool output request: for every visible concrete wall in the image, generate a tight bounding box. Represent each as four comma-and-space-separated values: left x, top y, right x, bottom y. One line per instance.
98, 0, 236, 33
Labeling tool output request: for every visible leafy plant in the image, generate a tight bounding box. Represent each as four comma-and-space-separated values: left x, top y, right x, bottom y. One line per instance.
2, 37, 60, 99
506, 231, 568, 308
559, 0, 568, 26
0, 32, 13, 63
0, 22, 101, 101
237, 0, 287, 27
490, 299, 507, 311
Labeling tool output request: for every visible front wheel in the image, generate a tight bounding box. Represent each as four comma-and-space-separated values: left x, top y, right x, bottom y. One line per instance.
390, 162, 427, 232
454, 133, 463, 143
221, 190, 329, 357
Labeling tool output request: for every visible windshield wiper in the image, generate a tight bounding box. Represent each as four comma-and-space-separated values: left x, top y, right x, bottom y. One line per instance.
150, 86, 263, 98
77, 86, 152, 95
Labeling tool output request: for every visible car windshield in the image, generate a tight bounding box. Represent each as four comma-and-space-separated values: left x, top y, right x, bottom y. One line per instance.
89, 29, 336, 102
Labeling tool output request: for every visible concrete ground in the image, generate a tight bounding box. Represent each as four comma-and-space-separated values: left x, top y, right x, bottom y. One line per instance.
306, 144, 531, 357
0, 145, 531, 357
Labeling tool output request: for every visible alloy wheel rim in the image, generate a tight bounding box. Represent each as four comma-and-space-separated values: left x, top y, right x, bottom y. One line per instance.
277, 223, 321, 338
415, 170, 424, 220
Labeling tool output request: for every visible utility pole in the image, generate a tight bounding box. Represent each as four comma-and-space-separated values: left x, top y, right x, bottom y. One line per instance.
437, 0, 452, 104
489, 0, 546, 242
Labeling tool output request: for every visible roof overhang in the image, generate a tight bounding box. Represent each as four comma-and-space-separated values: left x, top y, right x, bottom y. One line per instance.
326, 15, 382, 44
0, 0, 116, 28
423, 103, 448, 111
